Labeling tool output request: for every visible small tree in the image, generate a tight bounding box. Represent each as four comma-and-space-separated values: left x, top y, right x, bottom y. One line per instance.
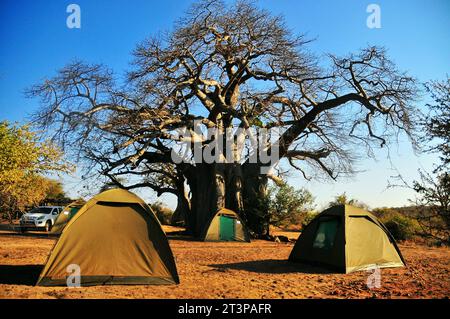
412, 78, 449, 244
422, 77, 449, 172
41, 179, 71, 205
412, 171, 449, 243
0, 121, 70, 222
267, 184, 315, 228
150, 201, 174, 225
328, 192, 368, 209
392, 77, 450, 244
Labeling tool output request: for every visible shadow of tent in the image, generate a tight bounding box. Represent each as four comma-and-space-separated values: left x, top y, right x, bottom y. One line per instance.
208, 259, 335, 274
0, 265, 43, 285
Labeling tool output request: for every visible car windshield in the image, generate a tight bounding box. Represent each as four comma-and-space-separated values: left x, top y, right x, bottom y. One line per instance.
28, 207, 53, 215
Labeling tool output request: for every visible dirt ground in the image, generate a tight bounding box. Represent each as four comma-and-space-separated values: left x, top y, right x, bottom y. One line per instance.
0, 226, 449, 299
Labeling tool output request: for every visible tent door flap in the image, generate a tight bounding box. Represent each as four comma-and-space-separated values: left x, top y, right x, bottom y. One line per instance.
219, 216, 235, 241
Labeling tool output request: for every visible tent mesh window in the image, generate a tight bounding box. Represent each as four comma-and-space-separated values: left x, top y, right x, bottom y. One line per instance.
312, 218, 339, 250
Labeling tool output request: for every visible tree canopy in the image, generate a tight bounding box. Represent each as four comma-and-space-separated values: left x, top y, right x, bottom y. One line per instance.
28, 0, 419, 237
328, 192, 368, 210
422, 77, 449, 172
408, 76, 450, 243
267, 184, 315, 227
41, 179, 71, 204
0, 121, 70, 221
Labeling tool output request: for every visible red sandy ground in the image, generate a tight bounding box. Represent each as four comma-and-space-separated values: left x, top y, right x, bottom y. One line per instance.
0, 226, 448, 299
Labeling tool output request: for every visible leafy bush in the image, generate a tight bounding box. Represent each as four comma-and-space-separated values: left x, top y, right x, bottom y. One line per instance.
328, 192, 369, 210
0, 121, 71, 222
150, 202, 173, 225
301, 211, 318, 229
267, 184, 315, 228
380, 212, 420, 241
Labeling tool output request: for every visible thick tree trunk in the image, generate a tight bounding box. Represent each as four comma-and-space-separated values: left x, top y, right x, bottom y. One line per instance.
186, 163, 221, 237
170, 190, 191, 227
185, 162, 268, 238
241, 163, 270, 238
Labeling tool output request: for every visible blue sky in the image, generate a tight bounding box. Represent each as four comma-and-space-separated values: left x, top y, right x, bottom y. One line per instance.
0, 0, 449, 209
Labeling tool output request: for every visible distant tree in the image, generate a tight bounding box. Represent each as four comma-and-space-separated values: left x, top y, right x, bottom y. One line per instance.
422, 77, 449, 172
412, 77, 449, 243
391, 77, 450, 244
329, 192, 353, 206
411, 171, 449, 243
0, 121, 71, 222
150, 201, 174, 225
267, 184, 315, 228
41, 179, 71, 205
328, 192, 368, 209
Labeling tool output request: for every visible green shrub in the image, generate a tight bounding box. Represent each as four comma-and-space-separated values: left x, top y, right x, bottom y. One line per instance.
267, 184, 315, 228
150, 202, 173, 225
301, 211, 318, 229
380, 212, 420, 241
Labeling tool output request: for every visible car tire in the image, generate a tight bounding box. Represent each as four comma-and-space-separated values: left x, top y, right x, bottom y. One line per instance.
45, 221, 52, 232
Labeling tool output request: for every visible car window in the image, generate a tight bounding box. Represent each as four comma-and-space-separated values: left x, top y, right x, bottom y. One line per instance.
52, 208, 59, 215
29, 207, 53, 215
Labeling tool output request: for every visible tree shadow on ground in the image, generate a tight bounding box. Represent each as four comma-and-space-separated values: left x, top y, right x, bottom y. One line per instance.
209, 259, 336, 275
166, 233, 202, 242
0, 265, 43, 285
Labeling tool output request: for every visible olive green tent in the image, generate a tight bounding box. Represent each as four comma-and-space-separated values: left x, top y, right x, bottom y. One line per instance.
50, 200, 85, 235
289, 205, 405, 273
37, 189, 179, 286
202, 208, 250, 242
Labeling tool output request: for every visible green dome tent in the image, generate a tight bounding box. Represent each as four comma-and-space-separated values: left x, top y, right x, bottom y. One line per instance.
37, 188, 179, 286
50, 200, 85, 235
202, 208, 250, 242
289, 205, 405, 273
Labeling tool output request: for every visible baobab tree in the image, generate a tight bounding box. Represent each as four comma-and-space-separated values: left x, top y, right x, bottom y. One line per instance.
29, 0, 418, 237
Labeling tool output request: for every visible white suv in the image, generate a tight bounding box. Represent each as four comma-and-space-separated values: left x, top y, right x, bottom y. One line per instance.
20, 206, 63, 232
